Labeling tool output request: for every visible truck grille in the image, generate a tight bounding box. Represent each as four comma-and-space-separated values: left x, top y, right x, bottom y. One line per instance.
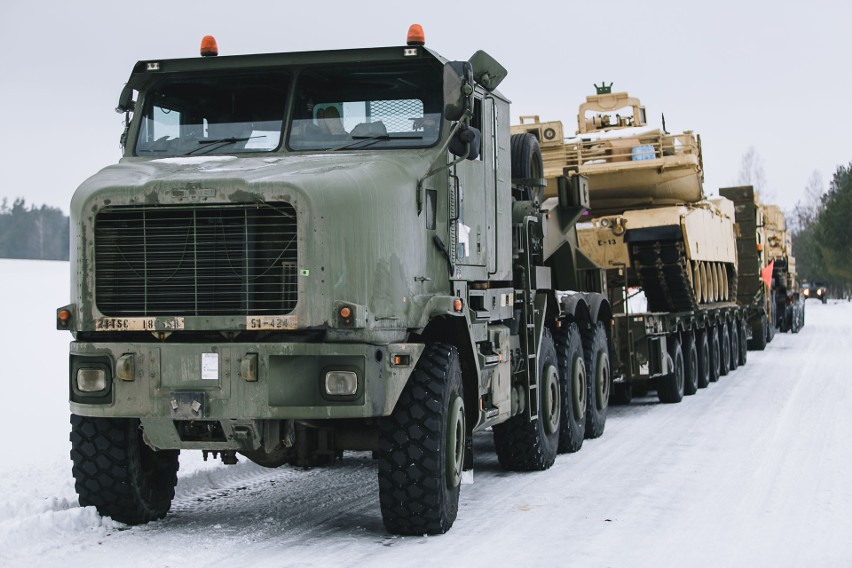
94, 202, 298, 316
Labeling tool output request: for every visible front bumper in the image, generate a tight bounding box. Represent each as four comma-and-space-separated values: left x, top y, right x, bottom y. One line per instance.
69, 340, 423, 421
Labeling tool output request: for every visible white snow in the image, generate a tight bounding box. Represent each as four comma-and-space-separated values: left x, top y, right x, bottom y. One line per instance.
1, 259, 850, 567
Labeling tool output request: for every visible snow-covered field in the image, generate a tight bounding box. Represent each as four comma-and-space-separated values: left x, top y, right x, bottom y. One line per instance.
1, 259, 850, 567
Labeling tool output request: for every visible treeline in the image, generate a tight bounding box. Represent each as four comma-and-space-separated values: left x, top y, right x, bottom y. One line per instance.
0, 198, 69, 261
791, 161, 852, 296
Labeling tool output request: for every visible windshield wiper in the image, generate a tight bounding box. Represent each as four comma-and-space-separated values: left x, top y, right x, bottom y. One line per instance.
183, 136, 265, 156
329, 134, 422, 152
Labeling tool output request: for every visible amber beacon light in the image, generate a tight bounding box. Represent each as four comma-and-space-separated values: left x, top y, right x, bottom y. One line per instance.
407, 24, 425, 46
200, 35, 219, 57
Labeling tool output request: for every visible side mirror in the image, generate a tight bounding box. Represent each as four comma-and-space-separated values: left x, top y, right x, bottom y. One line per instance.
116, 83, 135, 114
449, 123, 481, 160
443, 61, 473, 122
469, 50, 507, 92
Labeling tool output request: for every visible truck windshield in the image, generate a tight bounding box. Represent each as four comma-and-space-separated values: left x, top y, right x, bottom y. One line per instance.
134, 71, 291, 156
287, 62, 442, 151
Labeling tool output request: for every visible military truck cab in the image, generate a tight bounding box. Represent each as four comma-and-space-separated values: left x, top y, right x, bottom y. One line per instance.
59, 27, 612, 535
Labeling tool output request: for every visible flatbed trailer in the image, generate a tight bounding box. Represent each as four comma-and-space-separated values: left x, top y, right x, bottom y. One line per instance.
610, 302, 750, 403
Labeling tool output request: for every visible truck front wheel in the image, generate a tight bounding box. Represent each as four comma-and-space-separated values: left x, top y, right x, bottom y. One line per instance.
378, 343, 464, 535
70, 415, 179, 525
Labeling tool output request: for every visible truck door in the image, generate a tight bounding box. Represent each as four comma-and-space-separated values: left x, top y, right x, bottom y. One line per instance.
452, 96, 498, 275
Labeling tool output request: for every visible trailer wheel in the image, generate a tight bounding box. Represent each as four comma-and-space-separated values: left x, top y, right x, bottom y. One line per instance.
729, 321, 740, 371
582, 321, 610, 439
378, 343, 465, 535
709, 325, 721, 382
683, 331, 699, 396
696, 329, 711, 389
553, 323, 586, 453
70, 415, 179, 525
748, 314, 768, 351
493, 330, 559, 471
738, 318, 749, 364
657, 336, 684, 403
719, 322, 731, 377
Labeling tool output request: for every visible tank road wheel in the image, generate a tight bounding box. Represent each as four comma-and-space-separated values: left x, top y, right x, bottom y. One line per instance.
493, 330, 560, 471
738, 318, 749, 364
378, 343, 465, 535
748, 314, 768, 351
683, 331, 699, 396
709, 325, 721, 383
719, 322, 731, 377
582, 321, 610, 439
729, 320, 740, 371
696, 329, 711, 389
70, 415, 179, 525
553, 322, 586, 453
657, 336, 685, 403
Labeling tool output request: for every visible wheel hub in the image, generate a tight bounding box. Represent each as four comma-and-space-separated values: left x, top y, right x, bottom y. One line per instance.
446, 394, 465, 488
542, 364, 560, 435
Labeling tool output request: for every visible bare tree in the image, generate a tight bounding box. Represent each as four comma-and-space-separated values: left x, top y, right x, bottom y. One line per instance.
736, 146, 773, 201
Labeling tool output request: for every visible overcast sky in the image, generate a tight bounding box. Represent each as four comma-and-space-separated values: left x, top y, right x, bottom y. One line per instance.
1, 0, 849, 213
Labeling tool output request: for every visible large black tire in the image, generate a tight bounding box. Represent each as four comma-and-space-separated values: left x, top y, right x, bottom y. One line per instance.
609, 382, 633, 405
729, 321, 740, 371
739, 318, 749, 365
657, 336, 685, 404
719, 322, 731, 377
493, 330, 560, 471
709, 325, 721, 383
70, 415, 179, 525
582, 321, 610, 439
510, 134, 543, 179
683, 331, 699, 396
748, 314, 768, 351
510, 133, 543, 201
553, 323, 586, 454
378, 343, 466, 535
696, 329, 711, 389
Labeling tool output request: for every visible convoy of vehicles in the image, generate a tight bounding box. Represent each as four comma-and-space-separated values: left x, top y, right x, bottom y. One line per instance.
512, 87, 750, 404
56, 28, 805, 535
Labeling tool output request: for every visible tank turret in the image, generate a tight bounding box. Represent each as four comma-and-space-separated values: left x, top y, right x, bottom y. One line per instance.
512, 87, 737, 313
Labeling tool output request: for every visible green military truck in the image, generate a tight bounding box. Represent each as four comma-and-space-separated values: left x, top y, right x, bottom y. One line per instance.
57, 27, 612, 535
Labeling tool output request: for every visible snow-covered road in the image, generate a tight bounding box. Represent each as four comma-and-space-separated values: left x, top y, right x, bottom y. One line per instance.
1, 259, 849, 567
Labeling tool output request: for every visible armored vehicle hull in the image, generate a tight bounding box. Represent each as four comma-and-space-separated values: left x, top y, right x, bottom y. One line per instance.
512, 90, 735, 313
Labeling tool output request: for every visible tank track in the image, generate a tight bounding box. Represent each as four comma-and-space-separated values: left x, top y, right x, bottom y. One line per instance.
630, 239, 736, 313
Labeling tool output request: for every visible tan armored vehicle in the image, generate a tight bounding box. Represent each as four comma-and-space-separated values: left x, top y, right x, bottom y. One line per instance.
763, 204, 797, 291
513, 85, 737, 313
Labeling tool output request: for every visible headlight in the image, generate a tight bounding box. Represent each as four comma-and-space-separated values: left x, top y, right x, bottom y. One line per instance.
76, 369, 107, 392
324, 371, 358, 396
